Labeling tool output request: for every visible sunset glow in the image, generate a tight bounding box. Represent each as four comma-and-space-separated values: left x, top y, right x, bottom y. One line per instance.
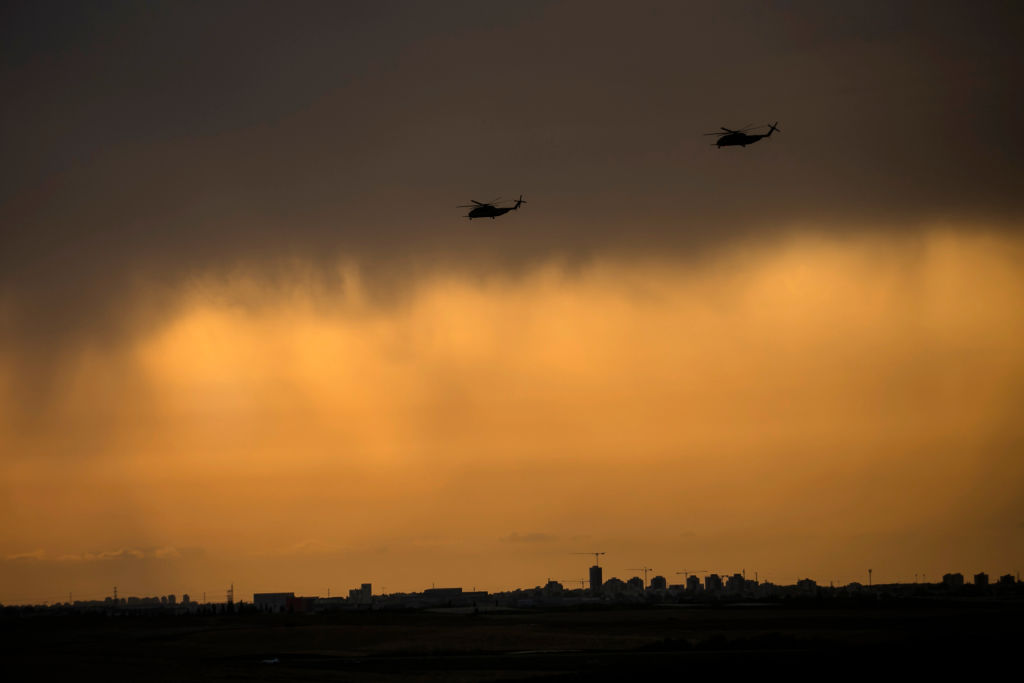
3, 228, 1022, 602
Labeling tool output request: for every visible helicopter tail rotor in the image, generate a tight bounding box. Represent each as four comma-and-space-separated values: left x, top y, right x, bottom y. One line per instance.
514, 194, 526, 209
767, 122, 780, 136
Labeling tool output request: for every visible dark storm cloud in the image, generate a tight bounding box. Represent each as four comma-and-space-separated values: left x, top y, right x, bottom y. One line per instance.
2, 1, 1022, 350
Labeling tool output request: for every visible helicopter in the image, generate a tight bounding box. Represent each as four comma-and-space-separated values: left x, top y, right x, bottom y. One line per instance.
458, 195, 526, 219
704, 122, 780, 148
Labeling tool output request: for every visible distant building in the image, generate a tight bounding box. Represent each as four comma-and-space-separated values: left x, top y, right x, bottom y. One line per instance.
974, 572, 989, 587
704, 574, 723, 593
348, 583, 372, 604
602, 577, 626, 595
286, 596, 316, 613
626, 577, 644, 593
725, 573, 746, 595
998, 574, 1015, 585
315, 596, 348, 611
589, 565, 603, 593
943, 573, 964, 588
649, 575, 667, 590
686, 575, 701, 593
254, 592, 294, 613
420, 587, 485, 607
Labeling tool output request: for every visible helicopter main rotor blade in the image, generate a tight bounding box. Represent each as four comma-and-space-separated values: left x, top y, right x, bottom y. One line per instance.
718, 124, 760, 134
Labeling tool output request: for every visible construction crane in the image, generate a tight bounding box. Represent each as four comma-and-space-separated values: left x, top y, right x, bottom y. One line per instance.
675, 569, 711, 580
627, 566, 654, 587
572, 552, 606, 566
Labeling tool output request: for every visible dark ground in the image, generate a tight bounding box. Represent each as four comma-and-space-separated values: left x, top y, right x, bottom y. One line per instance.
2, 599, 1020, 680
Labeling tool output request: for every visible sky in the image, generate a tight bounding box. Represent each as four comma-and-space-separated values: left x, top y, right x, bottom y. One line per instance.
2, 1, 1023, 603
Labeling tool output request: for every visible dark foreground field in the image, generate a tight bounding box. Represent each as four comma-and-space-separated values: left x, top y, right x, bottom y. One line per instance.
3, 599, 1020, 681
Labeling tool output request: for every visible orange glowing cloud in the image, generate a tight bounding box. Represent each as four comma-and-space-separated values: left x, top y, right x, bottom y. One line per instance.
2, 228, 1023, 601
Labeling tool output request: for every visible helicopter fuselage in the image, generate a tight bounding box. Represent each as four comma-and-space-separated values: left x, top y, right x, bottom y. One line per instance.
468, 205, 515, 219
716, 133, 766, 147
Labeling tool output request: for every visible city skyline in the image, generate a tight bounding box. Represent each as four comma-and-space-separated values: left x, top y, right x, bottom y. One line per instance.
6, 564, 1019, 609
3, 544, 1019, 606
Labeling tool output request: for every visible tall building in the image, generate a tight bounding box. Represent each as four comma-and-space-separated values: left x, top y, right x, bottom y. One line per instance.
589, 564, 603, 594
649, 575, 667, 590
943, 573, 964, 588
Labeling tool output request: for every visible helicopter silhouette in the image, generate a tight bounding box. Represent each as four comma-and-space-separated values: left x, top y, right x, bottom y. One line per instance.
704, 122, 780, 148
458, 195, 526, 219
